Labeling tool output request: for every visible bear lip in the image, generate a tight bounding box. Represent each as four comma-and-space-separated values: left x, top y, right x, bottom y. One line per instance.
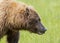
37, 32, 45, 35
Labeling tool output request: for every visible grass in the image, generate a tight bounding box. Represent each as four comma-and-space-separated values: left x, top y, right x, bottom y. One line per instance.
0, 0, 60, 43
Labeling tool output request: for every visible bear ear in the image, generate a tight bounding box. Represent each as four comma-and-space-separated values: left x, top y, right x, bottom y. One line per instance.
25, 8, 29, 16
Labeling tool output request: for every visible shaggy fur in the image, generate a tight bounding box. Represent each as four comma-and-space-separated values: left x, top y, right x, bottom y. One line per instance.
0, 0, 46, 43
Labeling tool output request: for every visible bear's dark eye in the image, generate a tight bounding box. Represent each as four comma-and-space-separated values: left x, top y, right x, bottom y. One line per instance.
39, 19, 40, 21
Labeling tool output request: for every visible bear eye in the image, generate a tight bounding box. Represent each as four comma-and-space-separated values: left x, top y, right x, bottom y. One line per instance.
39, 19, 40, 21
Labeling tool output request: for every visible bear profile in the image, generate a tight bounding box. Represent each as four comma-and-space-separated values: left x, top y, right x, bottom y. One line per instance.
0, 0, 46, 43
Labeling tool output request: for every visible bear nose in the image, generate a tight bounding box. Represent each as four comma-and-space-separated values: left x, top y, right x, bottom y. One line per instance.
41, 28, 47, 33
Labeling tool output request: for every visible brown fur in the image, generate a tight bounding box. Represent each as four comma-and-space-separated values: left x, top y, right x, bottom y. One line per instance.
0, 0, 46, 43
0, 0, 28, 38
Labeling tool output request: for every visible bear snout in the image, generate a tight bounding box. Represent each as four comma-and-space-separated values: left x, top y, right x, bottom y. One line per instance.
36, 22, 47, 35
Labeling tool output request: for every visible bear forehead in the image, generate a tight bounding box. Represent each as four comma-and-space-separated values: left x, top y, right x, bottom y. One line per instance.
8, 2, 27, 14
10, 2, 27, 8
8, 1, 37, 15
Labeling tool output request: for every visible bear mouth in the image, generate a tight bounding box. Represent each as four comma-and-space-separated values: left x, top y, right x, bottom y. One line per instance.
31, 31, 45, 35
37, 32, 45, 35
29, 29, 46, 35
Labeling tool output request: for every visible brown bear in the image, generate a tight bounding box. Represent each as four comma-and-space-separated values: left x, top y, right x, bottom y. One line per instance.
0, 0, 47, 43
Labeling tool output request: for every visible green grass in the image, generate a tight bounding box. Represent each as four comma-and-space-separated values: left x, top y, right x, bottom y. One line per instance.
0, 0, 60, 43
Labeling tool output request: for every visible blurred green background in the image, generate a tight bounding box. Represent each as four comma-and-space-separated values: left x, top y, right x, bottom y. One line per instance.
0, 0, 60, 43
